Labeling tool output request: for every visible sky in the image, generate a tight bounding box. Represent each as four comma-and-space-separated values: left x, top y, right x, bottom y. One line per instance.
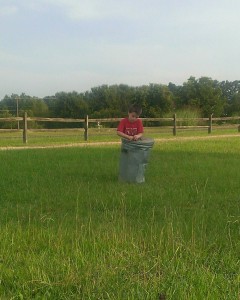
0, 0, 240, 99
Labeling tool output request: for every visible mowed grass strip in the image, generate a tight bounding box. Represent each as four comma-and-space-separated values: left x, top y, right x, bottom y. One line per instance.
0, 126, 240, 147
0, 138, 239, 299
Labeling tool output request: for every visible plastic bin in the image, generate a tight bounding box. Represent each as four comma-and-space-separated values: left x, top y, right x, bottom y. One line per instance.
119, 137, 154, 183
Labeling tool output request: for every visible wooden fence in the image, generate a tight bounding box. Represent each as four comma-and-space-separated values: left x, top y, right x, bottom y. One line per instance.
0, 113, 240, 144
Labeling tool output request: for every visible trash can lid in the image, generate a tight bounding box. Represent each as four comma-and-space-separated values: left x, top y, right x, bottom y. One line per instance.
122, 137, 154, 150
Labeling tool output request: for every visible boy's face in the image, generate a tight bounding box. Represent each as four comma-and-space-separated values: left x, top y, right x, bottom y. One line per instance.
128, 112, 139, 123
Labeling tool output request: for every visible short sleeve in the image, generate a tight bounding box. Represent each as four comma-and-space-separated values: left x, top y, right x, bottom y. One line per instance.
117, 119, 125, 133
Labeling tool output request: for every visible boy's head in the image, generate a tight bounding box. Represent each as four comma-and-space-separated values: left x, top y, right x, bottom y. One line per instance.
128, 104, 142, 123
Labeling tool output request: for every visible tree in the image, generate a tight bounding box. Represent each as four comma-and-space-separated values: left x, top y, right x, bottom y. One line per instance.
180, 77, 225, 117
2, 77, 240, 120
0, 93, 49, 117
168, 82, 182, 109
85, 84, 135, 116
219, 80, 240, 102
225, 93, 240, 116
180, 76, 201, 108
146, 84, 173, 117
0, 109, 14, 129
197, 77, 225, 117
51, 92, 89, 120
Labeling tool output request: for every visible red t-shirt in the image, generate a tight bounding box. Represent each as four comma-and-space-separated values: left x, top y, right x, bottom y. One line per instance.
117, 118, 143, 136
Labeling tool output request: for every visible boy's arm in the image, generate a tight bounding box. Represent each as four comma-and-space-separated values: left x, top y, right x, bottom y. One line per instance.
133, 119, 143, 140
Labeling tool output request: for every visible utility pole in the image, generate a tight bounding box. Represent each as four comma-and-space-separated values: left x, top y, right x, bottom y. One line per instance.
16, 96, 19, 129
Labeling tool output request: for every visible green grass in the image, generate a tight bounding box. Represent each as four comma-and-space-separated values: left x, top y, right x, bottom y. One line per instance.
0, 126, 240, 147
0, 138, 240, 299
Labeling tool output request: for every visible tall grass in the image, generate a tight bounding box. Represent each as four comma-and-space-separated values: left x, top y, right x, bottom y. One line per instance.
0, 138, 239, 299
164, 108, 202, 126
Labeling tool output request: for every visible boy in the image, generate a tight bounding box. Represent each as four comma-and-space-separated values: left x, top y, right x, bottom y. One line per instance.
117, 104, 143, 141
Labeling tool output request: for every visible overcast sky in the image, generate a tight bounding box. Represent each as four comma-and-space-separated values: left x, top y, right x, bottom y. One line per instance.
0, 0, 239, 99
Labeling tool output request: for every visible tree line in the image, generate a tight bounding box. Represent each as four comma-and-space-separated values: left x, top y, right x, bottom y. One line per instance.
0, 76, 240, 128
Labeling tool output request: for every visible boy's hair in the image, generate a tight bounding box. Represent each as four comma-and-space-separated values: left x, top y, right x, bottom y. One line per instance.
128, 104, 142, 116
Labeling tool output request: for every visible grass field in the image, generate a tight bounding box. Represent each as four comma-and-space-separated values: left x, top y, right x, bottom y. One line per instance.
0, 136, 240, 299
0, 126, 240, 147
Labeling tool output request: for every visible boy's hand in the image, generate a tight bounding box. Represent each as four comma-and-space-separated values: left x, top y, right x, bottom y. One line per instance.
132, 135, 138, 141
128, 136, 134, 141
133, 134, 142, 141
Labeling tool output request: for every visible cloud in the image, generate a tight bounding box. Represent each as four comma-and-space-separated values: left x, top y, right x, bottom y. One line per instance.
0, 5, 18, 16
41, 0, 150, 20
39, 0, 109, 20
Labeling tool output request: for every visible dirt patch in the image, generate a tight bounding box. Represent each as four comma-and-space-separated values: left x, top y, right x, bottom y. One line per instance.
0, 141, 121, 151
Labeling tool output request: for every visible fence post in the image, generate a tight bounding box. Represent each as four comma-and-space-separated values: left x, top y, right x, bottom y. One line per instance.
173, 113, 177, 136
23, 112, 28, 144
208, 114, 212, 134
84, 115, 88, 141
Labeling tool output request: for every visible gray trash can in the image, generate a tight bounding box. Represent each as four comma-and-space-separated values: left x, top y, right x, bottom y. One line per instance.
119, 137, 154, 183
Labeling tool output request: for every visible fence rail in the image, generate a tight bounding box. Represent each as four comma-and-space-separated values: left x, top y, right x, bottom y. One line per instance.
0, 113, 240, 144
